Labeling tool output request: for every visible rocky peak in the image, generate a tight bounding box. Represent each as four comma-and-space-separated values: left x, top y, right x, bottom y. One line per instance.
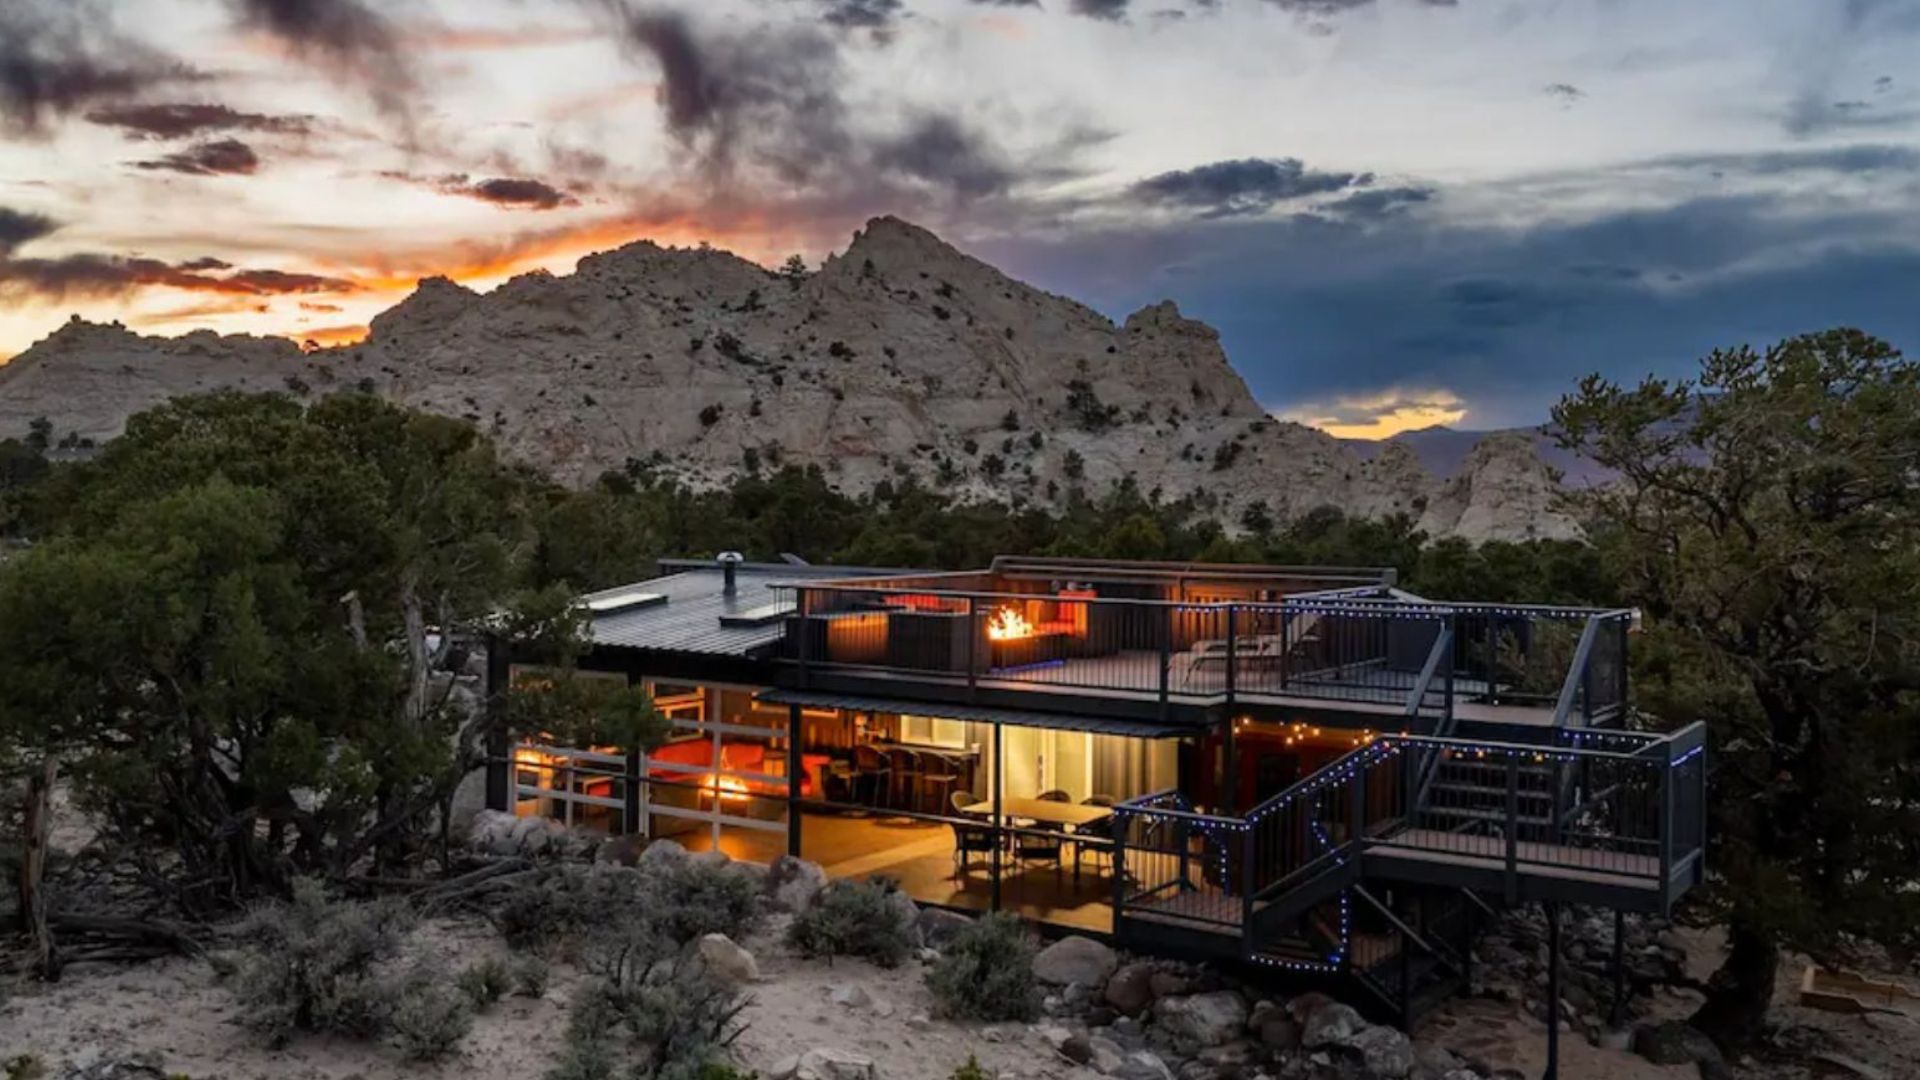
0, 218, 1576, 542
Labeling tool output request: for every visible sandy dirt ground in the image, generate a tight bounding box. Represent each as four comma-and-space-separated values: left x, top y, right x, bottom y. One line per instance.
4, 910, 1917, 1080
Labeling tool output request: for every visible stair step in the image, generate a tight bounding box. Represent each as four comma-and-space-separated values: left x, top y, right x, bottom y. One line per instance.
1423, 805, 1555, 827
1428, 781, 1555, 802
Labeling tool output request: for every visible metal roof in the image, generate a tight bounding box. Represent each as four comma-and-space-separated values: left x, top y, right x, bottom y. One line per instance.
756, 689, 1207, 739
584, 562, 895, 657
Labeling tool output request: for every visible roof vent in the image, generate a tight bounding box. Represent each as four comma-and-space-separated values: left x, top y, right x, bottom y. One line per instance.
718, 551, 745, 596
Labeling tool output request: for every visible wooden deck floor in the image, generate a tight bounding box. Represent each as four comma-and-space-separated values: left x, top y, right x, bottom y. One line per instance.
815, 652, 1562, 727
1366, 828, 1661, 890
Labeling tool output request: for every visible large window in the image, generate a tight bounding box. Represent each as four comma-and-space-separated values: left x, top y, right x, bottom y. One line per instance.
640, 683, 790, 855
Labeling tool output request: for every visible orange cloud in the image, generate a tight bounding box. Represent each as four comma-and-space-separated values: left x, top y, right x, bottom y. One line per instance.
298, 323, 370, 349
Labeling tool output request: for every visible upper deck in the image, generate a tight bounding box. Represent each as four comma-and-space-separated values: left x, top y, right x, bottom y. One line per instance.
774, 556, 1632, 730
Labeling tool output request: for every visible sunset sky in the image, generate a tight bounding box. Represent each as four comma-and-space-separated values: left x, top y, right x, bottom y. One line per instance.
3, 0, 1918, 435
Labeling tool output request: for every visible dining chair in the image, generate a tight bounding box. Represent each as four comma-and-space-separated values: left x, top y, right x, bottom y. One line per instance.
1037, 789, 1071, 802
1011, 825, 1065, 881
949, 791, 998, 878
1082, 794, 1117, 807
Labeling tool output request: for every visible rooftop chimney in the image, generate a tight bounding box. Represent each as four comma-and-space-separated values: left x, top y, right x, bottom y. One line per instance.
718, 551, 744, 597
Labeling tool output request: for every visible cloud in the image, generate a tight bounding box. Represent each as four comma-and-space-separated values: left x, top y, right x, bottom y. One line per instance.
1130, 158, 1373, 217
0, 208, 60, 255
1544, 82, 1583, 104
592, 4, 852, 182
383, 172, 581, 210
0, 254, 355, 302
225, 0, 416, 127
1276, 388, 1468, 439
811, 0, 905, 32
0, 1, 196, 135
1071, 0, 1131, 20
132, 138, 263, 176
1320, 185, 1434, 220
85, 102, 317, 140
872, 114, 1015, 198
967, 0, 1041, 5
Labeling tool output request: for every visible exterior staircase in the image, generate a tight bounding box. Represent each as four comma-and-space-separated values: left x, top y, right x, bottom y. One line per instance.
1110, 628, 1707, 1024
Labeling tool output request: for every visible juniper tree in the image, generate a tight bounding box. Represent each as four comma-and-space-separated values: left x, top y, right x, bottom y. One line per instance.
1554, 329, 1920, 1049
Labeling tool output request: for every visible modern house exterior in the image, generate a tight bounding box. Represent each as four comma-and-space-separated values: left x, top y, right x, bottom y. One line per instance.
487, 555, 1706, 1026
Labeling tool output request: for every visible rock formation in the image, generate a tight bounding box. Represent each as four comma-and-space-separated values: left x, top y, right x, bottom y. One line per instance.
0, 217, 1577, 542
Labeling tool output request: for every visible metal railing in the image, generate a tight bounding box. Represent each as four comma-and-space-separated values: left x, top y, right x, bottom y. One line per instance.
1111, 721, 1708, 957
784, 581, 1630, 719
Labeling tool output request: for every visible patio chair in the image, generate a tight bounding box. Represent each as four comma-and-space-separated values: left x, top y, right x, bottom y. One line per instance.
1072, 795, 1117, 881
1082, 794, 1116, 807
949, 791, 997, 878
1011, 826, 1064, 881
1038, 789, 1071, 802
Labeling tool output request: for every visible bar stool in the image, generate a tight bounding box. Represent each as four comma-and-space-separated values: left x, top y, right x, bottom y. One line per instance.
920, 752, 961, 815
891, 748, 924, 814
853, 744, 892, 810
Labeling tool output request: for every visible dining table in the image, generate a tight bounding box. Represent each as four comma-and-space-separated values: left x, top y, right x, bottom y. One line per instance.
960, 797, 1113, 829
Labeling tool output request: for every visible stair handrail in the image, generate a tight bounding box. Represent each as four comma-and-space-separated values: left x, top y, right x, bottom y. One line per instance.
1550, 614, 1605, 727
1406, 627, 1458, 815
1242, 739, 1399, 906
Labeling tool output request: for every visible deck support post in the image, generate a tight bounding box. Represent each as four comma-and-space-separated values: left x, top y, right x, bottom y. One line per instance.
787, 703, 803, 858
484, 635, 511, 813
991, 720, 1003, 912
1543, 900, 1562, 1080
966, 597, 978, 700
1608, 908, 1627, 1029
1221, 716, 1238, 814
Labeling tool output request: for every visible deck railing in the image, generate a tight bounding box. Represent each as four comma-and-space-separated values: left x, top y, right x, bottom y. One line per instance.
1111, 721, 1707, 952
781, 580, 1631, 720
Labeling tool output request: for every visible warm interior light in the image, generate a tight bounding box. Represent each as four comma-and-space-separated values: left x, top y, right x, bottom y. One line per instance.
706, 774, 751, 802
987, 606, 1037, 641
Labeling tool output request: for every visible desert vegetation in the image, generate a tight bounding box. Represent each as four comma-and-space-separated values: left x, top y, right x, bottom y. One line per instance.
0, 330, 1917, 1077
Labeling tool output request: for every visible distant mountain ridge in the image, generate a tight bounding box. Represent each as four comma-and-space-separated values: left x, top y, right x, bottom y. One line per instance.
0, 217, 1578, 542
1343, 425, 1613, 488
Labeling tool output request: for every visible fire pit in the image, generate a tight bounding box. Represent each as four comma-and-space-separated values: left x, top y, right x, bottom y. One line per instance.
986, 605, 1065, 669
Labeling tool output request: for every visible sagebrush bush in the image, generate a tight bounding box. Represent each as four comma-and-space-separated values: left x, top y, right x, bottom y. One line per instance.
496, 858, 758, 954
951, 1055, 994, 1080
644, 857, 760, 944
390, 970, 475, 1062
513, 954, 552, 997
546, 951, 747, 1080
926, 913, 1037, 1022
459, 956, 512, 1008
786, 877, 914, 967
233, 879, 415, 1045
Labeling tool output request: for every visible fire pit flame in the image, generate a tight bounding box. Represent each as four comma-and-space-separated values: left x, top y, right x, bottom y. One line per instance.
987, 606, 1036, 641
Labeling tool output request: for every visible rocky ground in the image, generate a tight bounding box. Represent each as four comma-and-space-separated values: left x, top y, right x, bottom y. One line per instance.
3, 835, 1915, 1080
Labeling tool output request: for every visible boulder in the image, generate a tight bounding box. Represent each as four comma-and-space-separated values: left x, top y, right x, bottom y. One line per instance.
1034, 935, 1120, 988
765, 854, 829, 912
1105, 961, 1158, 1015
594, 835, 647, 866
467, 809, 520, 855
1299, 1000, 1364, 1049
830, 984, 872, 1009
885, 888, 921, 938
1117, 1051, 1175, 1080
918, 906, 974, 947
1088, 1036, 1128, 1076
1347, 1025, 1415, 1079
1255, 1015, 1301, 1051
1630, 1021, 1726, 1080
1154, 990, 1249, 1049
691, 848, 732, 869
697, 933, 759, 984
638, 837, 690, 871
1148, 970, 1194, 999
796, 1049, 878, 1080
